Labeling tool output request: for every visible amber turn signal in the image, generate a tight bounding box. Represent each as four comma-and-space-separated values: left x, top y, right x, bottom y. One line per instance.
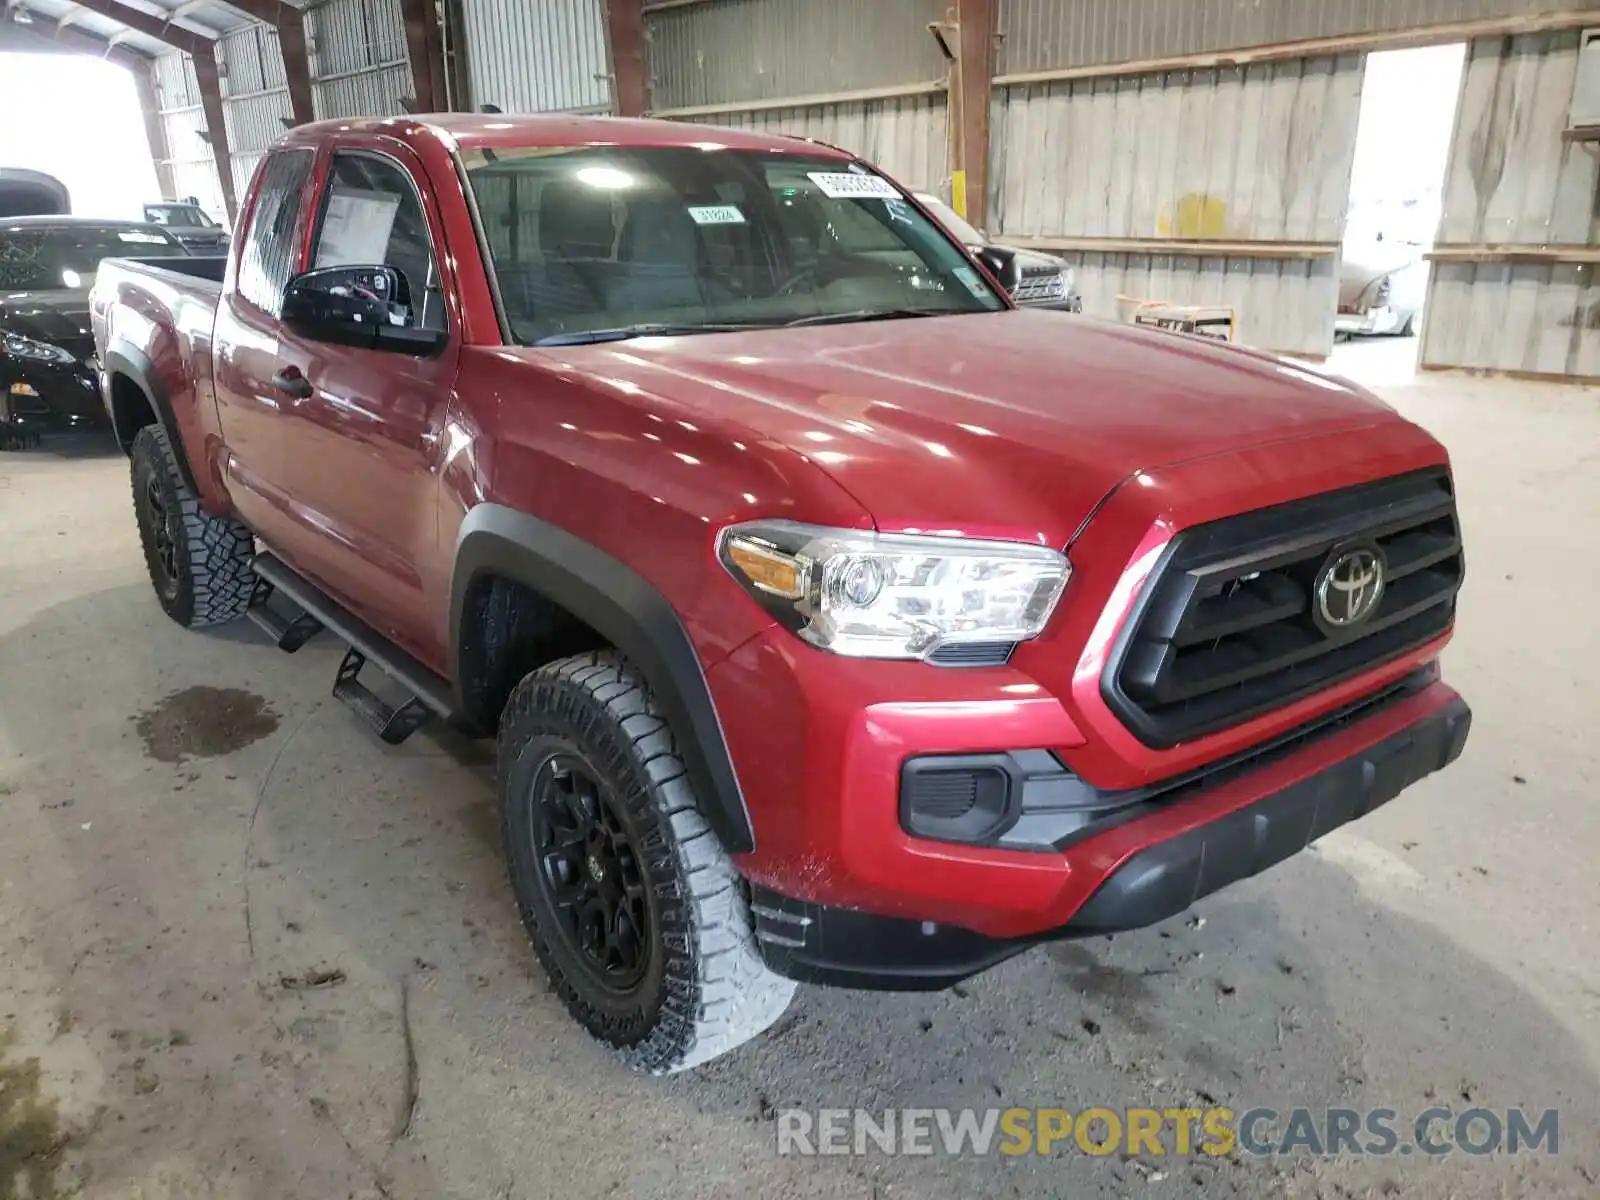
724, 535, 807, 600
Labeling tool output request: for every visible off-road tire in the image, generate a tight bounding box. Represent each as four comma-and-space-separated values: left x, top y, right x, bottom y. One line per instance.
499, 651, 795, 1074
130, 424, 256, 628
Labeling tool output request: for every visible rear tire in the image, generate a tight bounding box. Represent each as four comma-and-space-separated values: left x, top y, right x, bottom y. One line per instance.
130, 424, 256, 628
498, 651, 795, 1074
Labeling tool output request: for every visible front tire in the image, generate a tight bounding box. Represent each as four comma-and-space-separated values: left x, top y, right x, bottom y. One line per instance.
130, 424, 256, 628
498, 652, 795, 1074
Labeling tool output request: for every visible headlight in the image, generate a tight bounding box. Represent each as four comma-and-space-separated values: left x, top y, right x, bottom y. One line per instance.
719, 520, 1070, 660
1060, 266, 1076, 296
2, 332, 74, 365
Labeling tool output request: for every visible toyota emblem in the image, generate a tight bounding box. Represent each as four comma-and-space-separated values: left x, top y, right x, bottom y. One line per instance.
1315, 546, 1386, 630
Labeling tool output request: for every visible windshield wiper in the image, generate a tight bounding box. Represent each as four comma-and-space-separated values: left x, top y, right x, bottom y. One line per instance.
782, 307, 950, 329
533, 322, 767, 347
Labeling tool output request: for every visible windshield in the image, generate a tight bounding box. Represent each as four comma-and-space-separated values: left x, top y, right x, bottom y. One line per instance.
463, 147, 1005, 346
0, 224, 187, 290
914, 192, 985, 247
144, 204, 215, 228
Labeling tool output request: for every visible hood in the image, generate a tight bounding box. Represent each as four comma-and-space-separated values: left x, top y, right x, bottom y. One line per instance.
169, 226, 226, 243
0, 289, 93, 347
534, 310, 1402, 544
995, 243, 1069, 274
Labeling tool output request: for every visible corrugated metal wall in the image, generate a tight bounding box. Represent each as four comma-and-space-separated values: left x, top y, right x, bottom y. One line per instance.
460, 0, 612, 114
1062, 251, 1337, 353
990, 54, 1363, 241
1424, 30, 1600, 375
646, 0, 947, 109
997, 0, 1600, 75
1436, 30, 1599, 244
988, 52, 1362, 354
218, 25, 295, 205
309, 0, 413, 119
153, 51, 229, 219
706, 93, 950, 189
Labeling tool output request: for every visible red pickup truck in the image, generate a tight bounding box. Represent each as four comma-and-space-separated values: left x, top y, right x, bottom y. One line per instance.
91, 115, 1470, 1074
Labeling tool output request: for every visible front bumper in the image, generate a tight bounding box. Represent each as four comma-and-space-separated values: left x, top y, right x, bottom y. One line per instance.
1, 359, 107, 433
751, 681, 1469, 989
1336, 305, 1407, 335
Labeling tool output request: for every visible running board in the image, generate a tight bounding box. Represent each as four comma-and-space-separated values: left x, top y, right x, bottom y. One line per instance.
246, 588, 325, 652
251, 553, 456, 744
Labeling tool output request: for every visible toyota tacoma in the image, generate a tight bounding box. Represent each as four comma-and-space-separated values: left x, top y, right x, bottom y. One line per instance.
91, 115, 1470, 1073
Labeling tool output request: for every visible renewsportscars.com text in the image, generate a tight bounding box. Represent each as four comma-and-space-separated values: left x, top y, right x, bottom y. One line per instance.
776, 1106, 1560, 1158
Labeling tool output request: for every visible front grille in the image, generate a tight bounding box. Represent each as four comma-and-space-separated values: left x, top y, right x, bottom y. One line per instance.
1104, 470, 1463, 747
1013, 271, 1066, 304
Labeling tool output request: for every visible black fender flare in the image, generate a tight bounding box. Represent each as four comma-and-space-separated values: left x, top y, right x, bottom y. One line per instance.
451, 505, 755, 854
103, 343, 201, 494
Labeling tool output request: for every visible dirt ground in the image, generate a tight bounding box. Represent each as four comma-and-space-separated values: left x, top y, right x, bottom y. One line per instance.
1, 340, 1596, 1199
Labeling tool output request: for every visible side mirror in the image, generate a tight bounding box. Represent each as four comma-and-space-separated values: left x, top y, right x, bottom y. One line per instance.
281, 265, 444, 355
973, 244, 1021, 295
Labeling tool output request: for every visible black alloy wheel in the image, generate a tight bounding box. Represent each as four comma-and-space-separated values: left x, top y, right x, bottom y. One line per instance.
528, 753, 652, 992
141, 470, 181, 601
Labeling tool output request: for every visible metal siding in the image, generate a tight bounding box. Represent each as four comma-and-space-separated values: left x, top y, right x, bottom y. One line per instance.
698, 93, 950, 189
309, 0, 412, 117
315, 64, 416, 118
1425, 30, 1600, 374
998, 0, 1600, 74
461, 0, 613, 114
1438, 31, 1600, 244
1422, 260, 1600, 374
990, 54, 1363, 242
646, 0, 947, 109
1063, 252, 1338, 355
155, 52, 226, 215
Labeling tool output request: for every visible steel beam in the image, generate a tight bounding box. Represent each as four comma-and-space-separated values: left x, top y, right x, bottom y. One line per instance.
605, 0, 650, 117
399, 0, 447, 112
64, 0, 212, 57
45, 20, 147, 70
131, 58, 179, 200
192, 51, 239, 221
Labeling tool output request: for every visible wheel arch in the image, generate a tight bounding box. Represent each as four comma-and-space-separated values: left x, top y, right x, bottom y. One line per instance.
103, 344, 201, 495
450, 505, 755, 854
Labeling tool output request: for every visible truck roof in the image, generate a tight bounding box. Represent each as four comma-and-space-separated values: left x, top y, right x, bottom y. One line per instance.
279, 112, 855, 160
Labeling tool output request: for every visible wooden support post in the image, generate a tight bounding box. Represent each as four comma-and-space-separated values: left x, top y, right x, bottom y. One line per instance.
605, 0, 650, 117
948, 0, 998, 227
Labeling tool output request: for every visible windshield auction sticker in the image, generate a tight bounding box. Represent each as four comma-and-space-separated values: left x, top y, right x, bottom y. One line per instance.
687, 205, 746, 225
807, 172, 902, 200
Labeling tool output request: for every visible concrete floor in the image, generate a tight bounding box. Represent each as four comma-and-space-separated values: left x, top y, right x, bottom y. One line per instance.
1, 344, 1596, 1199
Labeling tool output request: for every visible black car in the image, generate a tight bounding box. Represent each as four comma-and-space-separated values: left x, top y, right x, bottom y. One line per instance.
142, 201, 229, 254
913, 191, 1083, 312
0, 217, 189, 447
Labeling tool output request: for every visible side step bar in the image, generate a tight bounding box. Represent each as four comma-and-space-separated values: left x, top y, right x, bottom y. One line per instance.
251, 553, 456, 745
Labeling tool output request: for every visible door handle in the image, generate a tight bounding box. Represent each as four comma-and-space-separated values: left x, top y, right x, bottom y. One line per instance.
270, 367, 313, 401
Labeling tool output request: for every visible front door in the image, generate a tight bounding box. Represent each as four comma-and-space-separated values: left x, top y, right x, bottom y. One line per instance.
270, 142, 461, 666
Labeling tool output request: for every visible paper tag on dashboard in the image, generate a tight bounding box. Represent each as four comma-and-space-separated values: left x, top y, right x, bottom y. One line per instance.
806, 172, 902, 200
687, 205, 746, 225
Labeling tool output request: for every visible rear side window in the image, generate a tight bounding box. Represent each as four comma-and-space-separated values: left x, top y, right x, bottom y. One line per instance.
236, 149, 313, 315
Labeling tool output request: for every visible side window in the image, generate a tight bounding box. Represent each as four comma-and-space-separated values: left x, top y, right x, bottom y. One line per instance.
310, 152, 445, 332
237, 149, 313, 315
